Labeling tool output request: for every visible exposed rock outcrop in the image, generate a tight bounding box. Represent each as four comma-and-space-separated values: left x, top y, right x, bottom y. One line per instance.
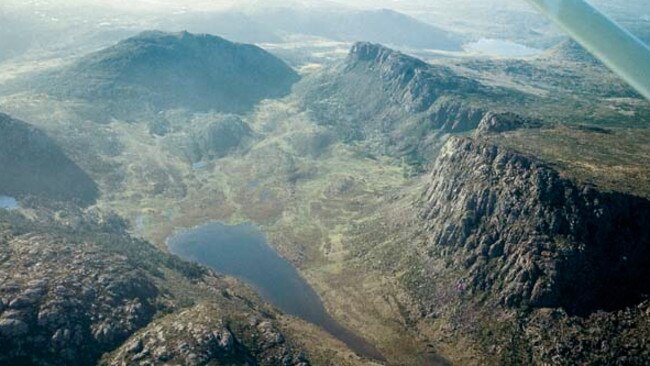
106, 304, 309, 366
299, 43, 505, 162
345, 42, 487, 116
0, 208, 312, 366
420, 137, 650, 315
0, 215, 159, 365
474, 111, 541, 136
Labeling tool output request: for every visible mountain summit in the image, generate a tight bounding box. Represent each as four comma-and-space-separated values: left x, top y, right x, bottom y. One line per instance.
298, 42, 497, 163
40, 31, 300, 115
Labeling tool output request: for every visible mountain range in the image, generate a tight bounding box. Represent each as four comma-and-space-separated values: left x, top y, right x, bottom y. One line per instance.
33, 31, 300, 117
0, 28, 649, 366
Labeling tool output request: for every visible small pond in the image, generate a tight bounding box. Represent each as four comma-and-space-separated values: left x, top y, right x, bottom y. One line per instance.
0, 196, 18, 210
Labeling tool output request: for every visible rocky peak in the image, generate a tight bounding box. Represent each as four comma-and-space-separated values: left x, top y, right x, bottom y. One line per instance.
300, 43, 499, 165
347, 42, 428, 70
106, 304, 309, 366
474, 111, 541, 135
345, 42, 484, 115
116, 30, 234, 53
420, 137, 650, 315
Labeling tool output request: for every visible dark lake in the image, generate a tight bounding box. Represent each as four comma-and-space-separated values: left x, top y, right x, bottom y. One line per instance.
167, 222, 386, 362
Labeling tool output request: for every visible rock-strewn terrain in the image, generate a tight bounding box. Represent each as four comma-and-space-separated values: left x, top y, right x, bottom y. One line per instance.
2, 31, 649, 366
0, 208, 316, 366
421, 137, 650, 314
358, 136, 650, 364
107, 303, 308, 366
0, 232, 158, 365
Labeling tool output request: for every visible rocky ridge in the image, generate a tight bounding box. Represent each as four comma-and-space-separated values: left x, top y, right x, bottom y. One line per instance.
298, 43, 509, 163
106, 303, 308, 366
474, 111, 541, 135
420, 137, 650, 314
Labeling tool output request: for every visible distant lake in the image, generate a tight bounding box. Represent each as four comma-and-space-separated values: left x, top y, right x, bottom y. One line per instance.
167, 222, 386, 362
0, 196, 18, 210
464, 38, 542, 57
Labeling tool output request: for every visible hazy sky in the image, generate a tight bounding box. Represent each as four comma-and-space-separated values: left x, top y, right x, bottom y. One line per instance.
3, 0, 647, 19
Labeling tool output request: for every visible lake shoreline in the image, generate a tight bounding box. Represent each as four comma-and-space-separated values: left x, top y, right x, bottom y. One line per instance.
166, 221, 387, 362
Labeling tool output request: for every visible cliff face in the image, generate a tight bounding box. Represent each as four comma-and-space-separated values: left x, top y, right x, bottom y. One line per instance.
420, 137, 650, 315
298, 43, 495, 162
345, 42, 485, 115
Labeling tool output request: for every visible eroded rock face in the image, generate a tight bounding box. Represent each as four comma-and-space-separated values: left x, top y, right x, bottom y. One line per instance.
107, 303, 309, 366
428, 98, 485, 133
299, 43, 501, 163
525, 303, 650, 365
346, 42, 486, 115
420, 137, 650, 314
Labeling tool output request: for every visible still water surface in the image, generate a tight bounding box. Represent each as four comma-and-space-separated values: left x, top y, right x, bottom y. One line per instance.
167, 222, 386, 361
464, 38, 542, 57
0, 196, 18, 210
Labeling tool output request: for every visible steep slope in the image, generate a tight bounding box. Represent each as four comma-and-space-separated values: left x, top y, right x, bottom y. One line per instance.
0, 113, 98, 206
420, 137, 650, 315
474, 111, 541, 135
35, 31, 300, 116
105, 303, 308, 365
298, 42, 518, 164
345, 135, 650, 364
0, 207, 365, 366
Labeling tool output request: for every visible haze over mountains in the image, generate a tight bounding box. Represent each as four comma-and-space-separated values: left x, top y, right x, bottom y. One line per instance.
3, 0, 647, 66
0, 1, 466, 65
0, 1, 649, 365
